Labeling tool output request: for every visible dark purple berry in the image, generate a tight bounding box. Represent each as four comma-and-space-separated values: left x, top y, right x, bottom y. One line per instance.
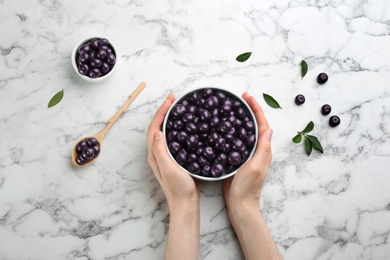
90, 58, 102, 68
79, 52, 90, 63
101, 63, 110, 74
232, 139, 244, 151
173, 120, 184, 130
89, 68, 101, 78
321, 104, 331, 115
107, 53, 116, 65
90, 39, 100, 49
228, 151, 242, 166
188, 162, 201, 174
176, 131, 187, 142
97, 49, 107, 60
245, 134, 256, 146
76, 154, 88, 165
176, 150, 187, 165
182, 113, 195, 123
203, 146, 215, 160
98, 38, 109, 46
78, 64, 90, 75
86, 137, 98, 147
329, 115, 340, 127
200, 109, 211, 122
317, 73, 328, 84
168, 141, 181, 155
218, 121, 232, 134
185, 123, 198, 134
92, 145, 100, 157
203, 88, 213, 98
186, 135, 199, 148
210, 163, 224, 177
76, 141, 87, 154
82, 147, 95, 160
201, 165, 211, 176
172, 104, 187, 119
295, 94, 305, 105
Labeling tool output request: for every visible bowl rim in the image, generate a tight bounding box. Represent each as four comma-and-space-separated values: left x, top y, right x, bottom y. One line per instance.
162, 86, 259, 181
71, 36, 118, 83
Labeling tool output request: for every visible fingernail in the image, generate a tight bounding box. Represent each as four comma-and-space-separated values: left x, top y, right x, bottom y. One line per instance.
266, 128, 273, 140
155, 131, 163, 140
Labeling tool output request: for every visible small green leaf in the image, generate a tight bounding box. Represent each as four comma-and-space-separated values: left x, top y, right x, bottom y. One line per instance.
301, 60, 308, 79
302, 121, 314, 133
48, 89, 64, 108
304, 136, 313, 156
263, 93, 282, 109
292, 133, 302, 143
307, 135, 324, 153
236, 52, 252, 62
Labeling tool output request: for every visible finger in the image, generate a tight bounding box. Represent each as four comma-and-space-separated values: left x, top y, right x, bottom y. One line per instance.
147, 96, 174, 154
167, 93, 175, 103
242, 92, 250, 101
148, 151, 162, 181
243, 94, 270, 134
152, 130, 178, 178
251, 127, 273, 167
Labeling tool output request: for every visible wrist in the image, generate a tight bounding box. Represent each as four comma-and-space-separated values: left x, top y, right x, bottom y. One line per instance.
168, 196, 200, 216
227, 202, 261, 229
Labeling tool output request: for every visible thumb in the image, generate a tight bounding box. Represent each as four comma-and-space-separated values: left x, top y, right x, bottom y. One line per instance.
153, 131, 176, 174
251, 128, 273, 167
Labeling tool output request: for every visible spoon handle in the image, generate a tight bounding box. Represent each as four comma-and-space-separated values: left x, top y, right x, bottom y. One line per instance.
96, 82, 146, 139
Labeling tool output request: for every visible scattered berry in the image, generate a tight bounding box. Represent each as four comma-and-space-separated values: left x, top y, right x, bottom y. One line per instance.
317, 73, 328, 84
295, 94, 305, 105
321, 104, 332, 115
329, 115, 341, 127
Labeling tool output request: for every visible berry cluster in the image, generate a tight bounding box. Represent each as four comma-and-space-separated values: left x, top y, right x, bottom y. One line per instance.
165, 88, 257, 178
76, 38, 116, 78
75, 137, 100, 165
295, 73, 340, 127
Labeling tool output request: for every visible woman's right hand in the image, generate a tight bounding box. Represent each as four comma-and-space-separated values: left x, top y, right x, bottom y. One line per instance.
223, 92, 273, 211
222, 93, 282, 260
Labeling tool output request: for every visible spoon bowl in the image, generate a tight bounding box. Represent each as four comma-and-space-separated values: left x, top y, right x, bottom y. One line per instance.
72, 82, 146, 167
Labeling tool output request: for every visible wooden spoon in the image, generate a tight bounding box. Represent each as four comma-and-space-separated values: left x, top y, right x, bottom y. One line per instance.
72, 82, 146, 167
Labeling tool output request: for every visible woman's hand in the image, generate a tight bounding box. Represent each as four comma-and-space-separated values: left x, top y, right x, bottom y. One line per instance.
223, 92, 272, 210
147, 94, 200, 210
222, 93, 282, 260
147, 94, 200, 260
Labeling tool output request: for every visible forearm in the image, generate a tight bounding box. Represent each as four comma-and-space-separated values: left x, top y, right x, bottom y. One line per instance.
229, 204, 283, 260
165, 202, 200, 260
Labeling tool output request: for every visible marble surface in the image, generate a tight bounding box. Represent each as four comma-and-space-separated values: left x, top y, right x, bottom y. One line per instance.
1, 0, 390, 259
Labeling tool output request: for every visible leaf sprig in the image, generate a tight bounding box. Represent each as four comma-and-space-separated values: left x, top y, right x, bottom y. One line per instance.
292, 121, 324, 156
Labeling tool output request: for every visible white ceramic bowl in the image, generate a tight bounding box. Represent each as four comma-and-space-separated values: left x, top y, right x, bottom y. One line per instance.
163, 87, 258, 181
71, 36, 118, 83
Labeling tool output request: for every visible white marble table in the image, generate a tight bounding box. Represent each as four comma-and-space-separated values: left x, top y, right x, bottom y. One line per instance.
1, 0, 390, 259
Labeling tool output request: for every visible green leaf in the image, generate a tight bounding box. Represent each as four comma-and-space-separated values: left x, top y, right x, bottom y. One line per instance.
48, 89, 64, 108
292, 133, 302, 143
301, 60, 308, 79
304, 136, 313, 156
236, 52, 252, 62
307, 135, 324, 153
263, 93, 282, 109
302, 121, 314, 133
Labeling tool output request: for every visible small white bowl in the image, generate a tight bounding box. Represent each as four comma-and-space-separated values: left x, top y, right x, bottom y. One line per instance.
71, 36, 118, 83
163, 87, 258, 181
